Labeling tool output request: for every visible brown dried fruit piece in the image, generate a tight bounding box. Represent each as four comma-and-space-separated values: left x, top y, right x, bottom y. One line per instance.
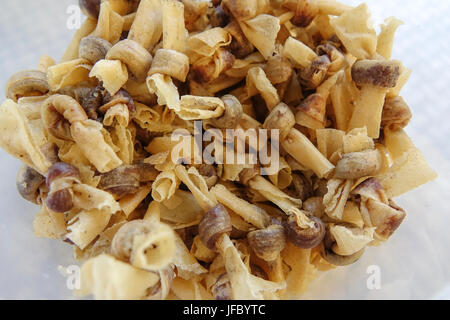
381, 96, 412, 130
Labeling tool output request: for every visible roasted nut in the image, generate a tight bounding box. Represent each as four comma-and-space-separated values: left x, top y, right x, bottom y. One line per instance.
296, 93, 327, 124
366, 199, 406, 240
290, 0, 319, 28
16, 165, 45, 204
198, 204, 232, 251
334, 149, 382, 180
247, 225, 286, 261
6, 70, 49, 102
290, 173, 313, 201
316, 42, 347, 72
263, 103, 295, 140
46, 162, 81, 187
137, 163, 160, 182
320, 230, 365, 266
381, 96, 412, 130
46, 189, 74, 213
79, 36, 113, 65
111, 220, 154, 261
212, 273, 232, 300
194, 164, 219, 189
239, 165, 260, 186
40, 142, 60, 165
106, 39, 153, 82
299, 55, 331, 89
79, 85, 105, 120
315, 178, 328, 197
210, 5, 230, 28
285, 214, 325, 249
98, 165, 141, 197
264, 55, 293, 85
45, 162, 80, 213
225, 20, 254, 59
79, 0, 101, 19
192, 48, 235, 83
302, 197, 324, 218
100, 88, 136, 113
351, 59, 402, 88
208, 94, 243, 129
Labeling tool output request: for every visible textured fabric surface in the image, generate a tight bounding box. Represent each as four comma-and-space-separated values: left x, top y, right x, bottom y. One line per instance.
0, 0, 449, 299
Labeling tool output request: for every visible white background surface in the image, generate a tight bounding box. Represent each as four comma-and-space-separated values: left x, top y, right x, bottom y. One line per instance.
0, 0, 449, 299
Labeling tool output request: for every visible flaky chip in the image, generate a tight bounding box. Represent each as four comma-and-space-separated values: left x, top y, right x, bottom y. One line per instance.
94, 1, 124, 45
178, 95, 225, 120
162, 0, 187, 52
0, 99, 51, 174
90, 59, 128, 95
377, 130, 437, 198
66, 209, 113, 250
172, 233, 208, 280
239, 14, 280, 59
128, 0, 163, 50
323, 179, 353, 220
188, 27, 232, 57
120, 185, 152, 217
281, 243, 314, 299
377, 17, 403, 59
47, 59, 92, 92
246, 67, 280, 110
348, 85, 388, 139
330, 225, 375, 256
71, 120, 123, 173
146, 73, 181, 111
282, 36, 318, 68
330, 3, 377, 59
152, 170, 180, 202
217, 235, 285, 300
78, 254, 160, 300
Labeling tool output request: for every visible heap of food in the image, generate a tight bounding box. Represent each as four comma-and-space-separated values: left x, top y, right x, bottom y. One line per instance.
0, 0, 436, 300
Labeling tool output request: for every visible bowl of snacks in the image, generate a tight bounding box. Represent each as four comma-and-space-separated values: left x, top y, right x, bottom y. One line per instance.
0, 0, 448, 300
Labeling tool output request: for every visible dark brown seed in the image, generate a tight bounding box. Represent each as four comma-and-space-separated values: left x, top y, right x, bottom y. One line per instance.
46, 162, 80, 188
285, 215, 325, 249
210, 5, 229, 28
212, 273, 232, 300
247, 225, 286, 261
319, 230, 365, 266
79, 0, 101, 19
46, 189, 74, 213
198, 204, 232, 251
101, 89, 136, 113
381, 96, 412, 130
16, 166, 45, 204
80, 85, 105, 120
98, 165, 141, 197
